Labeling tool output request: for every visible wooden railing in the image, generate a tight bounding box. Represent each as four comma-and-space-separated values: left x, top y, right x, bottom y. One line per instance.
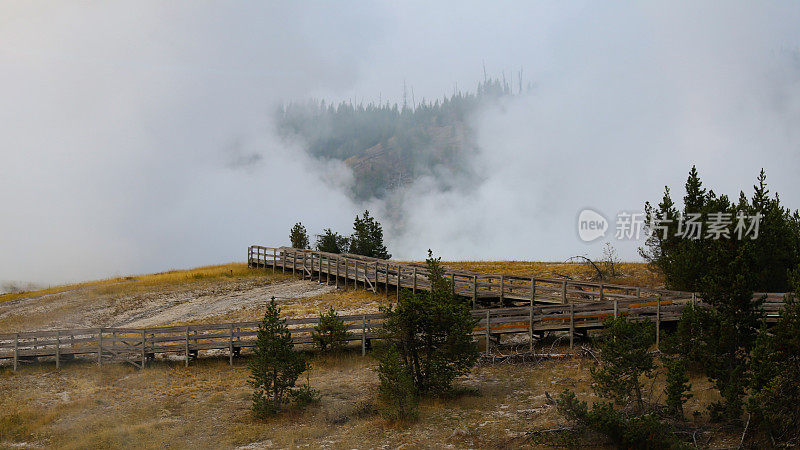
0, 313, 382, 371
248, 245, 692, 307
2, 294, 790, 371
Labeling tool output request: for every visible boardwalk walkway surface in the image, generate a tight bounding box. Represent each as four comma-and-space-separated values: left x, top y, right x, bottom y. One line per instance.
0, 246, 790, 370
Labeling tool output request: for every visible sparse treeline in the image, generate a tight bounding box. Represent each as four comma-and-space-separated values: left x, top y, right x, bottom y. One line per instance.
554, 167, 800, 447
289, 210, 391, 259
276, 78, 521, 200
641, 166, 800, 293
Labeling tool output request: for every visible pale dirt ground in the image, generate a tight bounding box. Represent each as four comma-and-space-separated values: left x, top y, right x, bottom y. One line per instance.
0, 275, 385, 333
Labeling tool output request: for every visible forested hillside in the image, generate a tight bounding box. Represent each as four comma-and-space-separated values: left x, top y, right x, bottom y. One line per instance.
276, 78, 521, 200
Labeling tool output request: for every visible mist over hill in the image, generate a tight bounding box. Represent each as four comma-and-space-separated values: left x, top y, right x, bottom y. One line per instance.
276, 78, 519, 202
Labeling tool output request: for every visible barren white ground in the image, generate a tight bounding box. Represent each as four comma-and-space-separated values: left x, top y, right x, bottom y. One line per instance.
0, 278, 340, 332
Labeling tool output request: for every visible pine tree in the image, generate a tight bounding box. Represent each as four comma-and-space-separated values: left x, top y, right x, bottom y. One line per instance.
590, 316, 655, 413
683, 165, 706, 213
249, 297, 310, 417
290, 222, 310, 249
640, 167, 800, 292
311, 307, 348, 353
377, 345, 419, 421
747, 266, 800, 443
315, 228, 348, 253
752, 168, 770, 212
379, 251, 478, 394
664, 356, 692, 418
349, 210, 391, 259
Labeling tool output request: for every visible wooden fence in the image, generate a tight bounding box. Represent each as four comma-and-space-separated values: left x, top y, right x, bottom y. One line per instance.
1, 294, 789, 371
248, 245, 693, 307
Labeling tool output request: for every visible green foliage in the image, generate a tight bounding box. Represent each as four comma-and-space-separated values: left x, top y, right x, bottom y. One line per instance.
557, 390, 684, 449
379, 250, 479, 395
349, 210, 391, 259
641, 166, 800, 293
376, 345, 419, 422
643, 166, 790, 423
311, 307, 349, 353
667, 275, 761, 422
591, 316, 655, 413
315, 228, 348, 253
248, 297, 311, 417
290, 222, 310, 249
291, 382, 321, 409
663, 356, 692, 419
747, 267, 800, 444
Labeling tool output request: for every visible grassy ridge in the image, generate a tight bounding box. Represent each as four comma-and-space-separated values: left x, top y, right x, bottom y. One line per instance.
1, 261, 663, 306
0, 263, 261, 304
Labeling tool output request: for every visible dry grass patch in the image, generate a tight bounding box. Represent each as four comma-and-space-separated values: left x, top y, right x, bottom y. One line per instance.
444, 261, 664, 288
0, 263, 271, 305
0, 341, 740, 448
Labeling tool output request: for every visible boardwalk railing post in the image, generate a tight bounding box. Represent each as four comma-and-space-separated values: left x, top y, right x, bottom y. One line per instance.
613, 300, 618, 318
327, 257, 331, 284
562, 281, 568, 304
293, 252, 297, 278
636, 287, 641, 299
569, 304, 575, 350
13, 333, 19, 371
396, 265, 401, 302
485, 310, 491, 356
529, 305, 534, 352
344, 258, 349, 290
141, 330, 146, 370
413, 268, 417, 295
55, 330, 60, 369
530, 278, 536, 306
385, 263, 390, 299
273, 249, 276, 274
500, 275, 505, 303
599, 284, 604, 302
451, 273, 455, 296
229, 323, 234, 366
472, 276, 477, 309
185, 327, 190, 367
691, 292, 696, 306
361, 315, 366, 356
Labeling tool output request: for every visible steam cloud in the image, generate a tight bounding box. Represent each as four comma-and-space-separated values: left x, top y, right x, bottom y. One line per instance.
1, 2, 799, 287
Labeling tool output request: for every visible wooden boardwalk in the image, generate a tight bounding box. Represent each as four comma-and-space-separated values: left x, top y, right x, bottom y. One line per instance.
0, 294, 788, 371
248, 245, 693, 307
0, 246, 789, 371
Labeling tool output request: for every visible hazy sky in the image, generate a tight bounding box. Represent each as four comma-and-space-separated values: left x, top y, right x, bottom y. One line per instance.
2, 2, 800, 286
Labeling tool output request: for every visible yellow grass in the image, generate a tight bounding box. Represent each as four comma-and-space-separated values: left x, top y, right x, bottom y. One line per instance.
0, 263, 273, 304
0, 344, 733, 449
2, 260, 663, 307
444, 261, 664, 288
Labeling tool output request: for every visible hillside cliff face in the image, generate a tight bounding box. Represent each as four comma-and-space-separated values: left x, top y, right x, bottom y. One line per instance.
276, 79, 517, 201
